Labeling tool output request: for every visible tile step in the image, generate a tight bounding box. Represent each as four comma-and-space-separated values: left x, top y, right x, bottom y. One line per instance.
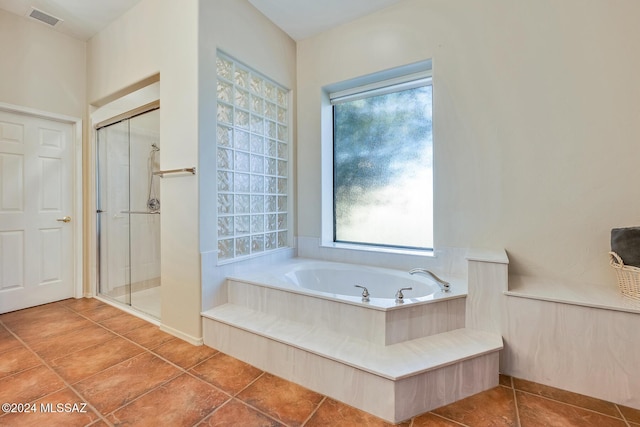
202, 303, 502, 381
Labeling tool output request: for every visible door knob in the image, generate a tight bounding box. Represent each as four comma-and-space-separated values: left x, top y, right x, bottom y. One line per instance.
56, 216, 71, 223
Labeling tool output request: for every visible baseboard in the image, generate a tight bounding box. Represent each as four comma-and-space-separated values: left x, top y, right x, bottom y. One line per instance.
160, 323, 204, 346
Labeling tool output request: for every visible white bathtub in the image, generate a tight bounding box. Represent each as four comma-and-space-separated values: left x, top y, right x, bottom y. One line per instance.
227, 258, 466, 311
204, 256, 497, 423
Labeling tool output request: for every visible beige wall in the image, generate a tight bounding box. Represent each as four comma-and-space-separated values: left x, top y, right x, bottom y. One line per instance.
87, 0, 200, 342
86, 0, 160, 105
0, 9, 85, 118
199, 0, 296, 310
297, 0, 640, 287
87, 0, 296, 340
199, 0, 296, 256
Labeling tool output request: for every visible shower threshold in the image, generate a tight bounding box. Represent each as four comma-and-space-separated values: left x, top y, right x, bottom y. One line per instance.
99, 279, 161, 320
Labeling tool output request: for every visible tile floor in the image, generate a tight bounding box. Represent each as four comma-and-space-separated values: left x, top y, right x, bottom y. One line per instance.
1, 298, 639, 427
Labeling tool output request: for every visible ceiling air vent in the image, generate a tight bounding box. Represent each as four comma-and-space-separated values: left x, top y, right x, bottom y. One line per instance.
27, 7, 63, 27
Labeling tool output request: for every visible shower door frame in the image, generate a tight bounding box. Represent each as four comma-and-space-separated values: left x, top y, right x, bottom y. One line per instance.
93, 103, 160, 315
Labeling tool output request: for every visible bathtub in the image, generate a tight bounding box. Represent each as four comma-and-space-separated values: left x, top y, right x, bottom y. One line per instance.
227, 258, 466, 311
204, 257, 497, 423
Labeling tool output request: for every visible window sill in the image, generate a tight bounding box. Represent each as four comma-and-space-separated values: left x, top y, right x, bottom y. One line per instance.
320, 241, 435, 258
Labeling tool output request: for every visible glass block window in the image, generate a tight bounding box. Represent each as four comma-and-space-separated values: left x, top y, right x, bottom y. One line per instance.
216, 52, 289, 261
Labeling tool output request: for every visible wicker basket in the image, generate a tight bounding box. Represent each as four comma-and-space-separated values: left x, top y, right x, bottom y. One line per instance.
609, 251, 640, 301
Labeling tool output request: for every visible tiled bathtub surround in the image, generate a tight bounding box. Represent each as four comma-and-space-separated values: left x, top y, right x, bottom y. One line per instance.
203, 259, 502, 423
223, 258, 468, 345
466, 248, 640, 410
296, 236, 469, 275
204, 308, 501, 423
2, 298, 640, 426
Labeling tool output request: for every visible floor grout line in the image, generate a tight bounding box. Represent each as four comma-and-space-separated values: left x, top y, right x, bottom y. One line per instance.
614, 403, 632, 427
511, 384, 522, 427
426, 411, 470, 426
193, 397, 234, 426
513, 388, 628, 422
301, 395, 326, 426
75, 306, 278, 427
55, 300, 262, 427
217, 370, 303, 427
0, 316, 114, 426
1, 301, 177, 426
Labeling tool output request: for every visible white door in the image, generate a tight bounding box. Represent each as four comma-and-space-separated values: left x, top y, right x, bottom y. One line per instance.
0, 110, 74, 313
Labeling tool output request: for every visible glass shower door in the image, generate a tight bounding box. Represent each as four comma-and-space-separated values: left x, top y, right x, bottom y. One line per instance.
97, 120, 132, 307
96, 108, 161, 319
128, 110, 161, 318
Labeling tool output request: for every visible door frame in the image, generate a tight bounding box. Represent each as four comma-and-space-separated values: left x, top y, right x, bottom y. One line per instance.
0, 101, 83, 300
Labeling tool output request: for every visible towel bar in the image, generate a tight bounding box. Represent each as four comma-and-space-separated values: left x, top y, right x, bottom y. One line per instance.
120, 211, 161, 215
153, 167, 196, 177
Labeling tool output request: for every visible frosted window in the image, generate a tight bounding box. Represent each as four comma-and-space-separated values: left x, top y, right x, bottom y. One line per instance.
333, 84, 433, 249
216, 52, 289, 261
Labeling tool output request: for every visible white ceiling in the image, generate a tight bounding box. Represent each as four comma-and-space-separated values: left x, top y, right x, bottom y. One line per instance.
0, 0, 405, 42
0, 0, 142, 40
248, 0, 406, 40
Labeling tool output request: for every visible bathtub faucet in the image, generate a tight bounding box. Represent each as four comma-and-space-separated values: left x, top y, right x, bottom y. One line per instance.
354, 285, 370, 302
395, 287, 412, 303
408, 268, 451, 293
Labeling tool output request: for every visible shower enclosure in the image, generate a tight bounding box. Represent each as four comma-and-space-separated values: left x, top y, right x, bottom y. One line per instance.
96, 108, 161, 319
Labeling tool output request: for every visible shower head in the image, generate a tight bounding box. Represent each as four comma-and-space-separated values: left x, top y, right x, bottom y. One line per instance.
151, 143, 160, 151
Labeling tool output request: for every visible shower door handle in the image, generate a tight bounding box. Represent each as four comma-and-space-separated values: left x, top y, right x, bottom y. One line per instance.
56, 216, 72, 223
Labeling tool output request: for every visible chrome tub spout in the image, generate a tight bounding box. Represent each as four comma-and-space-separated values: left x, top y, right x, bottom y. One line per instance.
408, 268, 450, 292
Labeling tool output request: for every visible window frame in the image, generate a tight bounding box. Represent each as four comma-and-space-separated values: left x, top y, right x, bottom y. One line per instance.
321, 60, 434, 254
